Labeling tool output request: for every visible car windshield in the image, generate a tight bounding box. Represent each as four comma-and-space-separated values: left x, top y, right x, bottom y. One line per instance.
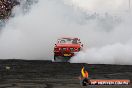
58, 38, 78, 44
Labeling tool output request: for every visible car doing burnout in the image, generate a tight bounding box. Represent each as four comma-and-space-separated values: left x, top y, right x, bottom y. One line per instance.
54, 37, 83, 61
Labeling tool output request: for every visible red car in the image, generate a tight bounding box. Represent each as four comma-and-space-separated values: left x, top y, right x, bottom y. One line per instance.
54, 37, 83, 61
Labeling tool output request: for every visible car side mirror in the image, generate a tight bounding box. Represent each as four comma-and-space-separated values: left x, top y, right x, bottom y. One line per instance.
81, 44, 83, 47
79, 42, 81, 43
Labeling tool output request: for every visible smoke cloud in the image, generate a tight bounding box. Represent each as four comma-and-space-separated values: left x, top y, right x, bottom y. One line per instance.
0, 0, 132, 64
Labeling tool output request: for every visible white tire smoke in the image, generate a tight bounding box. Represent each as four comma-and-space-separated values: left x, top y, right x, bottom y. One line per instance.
0, 0, 132, 65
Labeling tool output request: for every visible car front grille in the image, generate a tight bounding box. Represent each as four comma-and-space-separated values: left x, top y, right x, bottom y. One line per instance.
62, 48, 74, 52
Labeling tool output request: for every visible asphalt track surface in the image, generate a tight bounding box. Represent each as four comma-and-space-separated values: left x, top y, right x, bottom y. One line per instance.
0, 59, 132, 88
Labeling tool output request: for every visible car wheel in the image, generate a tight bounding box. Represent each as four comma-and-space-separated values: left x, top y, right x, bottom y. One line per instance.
54, 55, 57, 61
54, 56, 61, 62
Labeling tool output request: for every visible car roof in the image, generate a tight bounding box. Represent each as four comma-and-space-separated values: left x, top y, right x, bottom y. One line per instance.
58, 37, 79, 40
